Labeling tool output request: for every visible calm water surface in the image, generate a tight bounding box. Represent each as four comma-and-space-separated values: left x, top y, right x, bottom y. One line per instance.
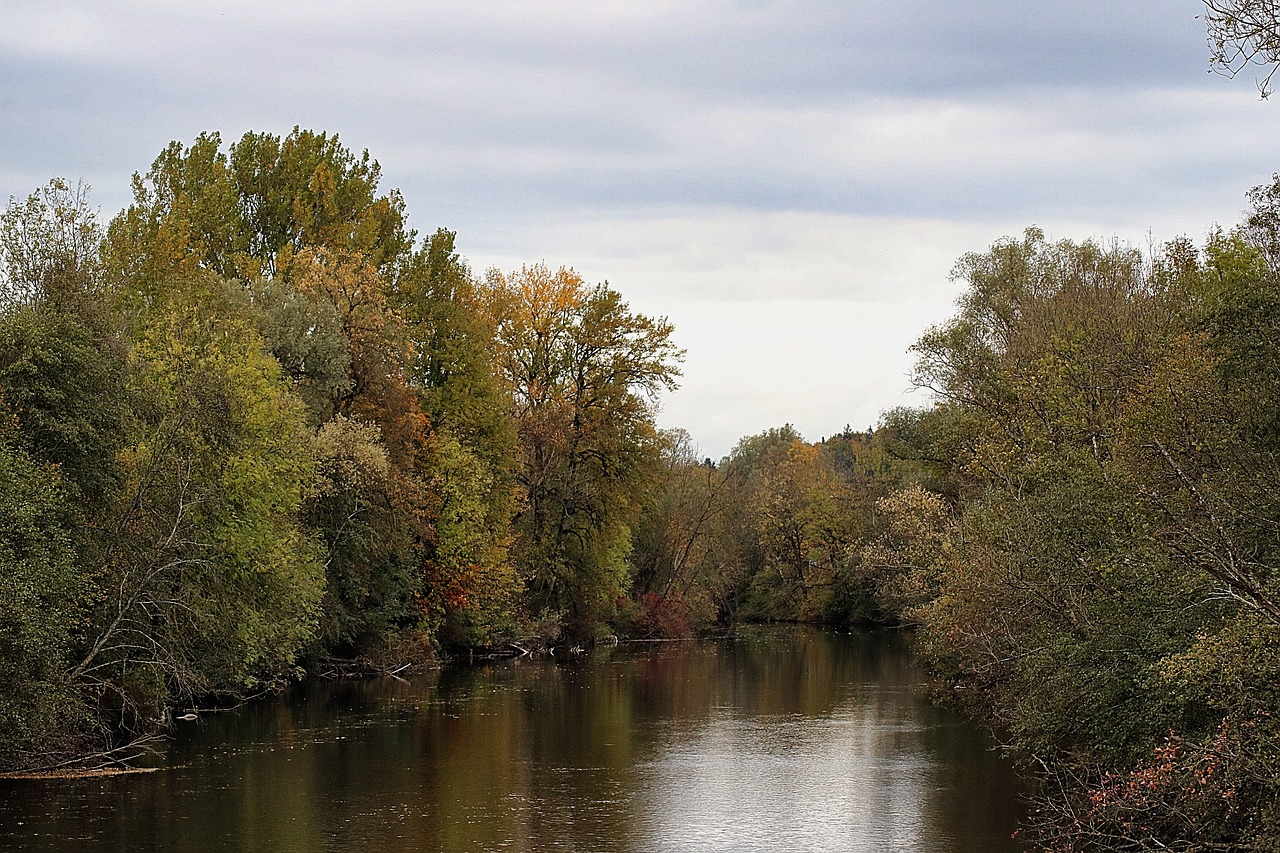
0, 627, 1025, 852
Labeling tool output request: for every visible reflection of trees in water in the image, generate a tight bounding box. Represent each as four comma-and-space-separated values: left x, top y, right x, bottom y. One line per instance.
0, 628, 1022, 852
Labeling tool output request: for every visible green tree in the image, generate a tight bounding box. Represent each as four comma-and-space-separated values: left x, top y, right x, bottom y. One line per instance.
71, 279, 326, 721
391, 230, 521, 646
307, 416, 420, 655
0, 178, 133, 505
903, 230, 1214, 763
104, 128, 413, 293
241, 275, 353, 425
101, 130, 458, 661
0, 414, 86, 771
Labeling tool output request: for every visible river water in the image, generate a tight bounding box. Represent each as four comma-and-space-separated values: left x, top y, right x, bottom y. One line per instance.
0, 627, 1025, 852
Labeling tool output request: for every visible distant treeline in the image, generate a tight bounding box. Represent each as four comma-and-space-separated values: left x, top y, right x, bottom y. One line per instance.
3, 129, 1280, 850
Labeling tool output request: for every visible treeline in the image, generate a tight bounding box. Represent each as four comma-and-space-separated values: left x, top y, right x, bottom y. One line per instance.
823, 217, 1280, 850
878, 212, 1280, 850
0, 129, 690, 773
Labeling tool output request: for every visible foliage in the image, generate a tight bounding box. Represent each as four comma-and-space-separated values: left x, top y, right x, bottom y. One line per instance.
75, 280, 327, 711
103, 128, 412, 294
306, 415, 416, 654
16, 127, 1280, 853
864, 214, 1280, 850
0, 135, 526, 769
0, 178, 101, 307
422, 432, 521, 647
477, 263, 682, 638
242, 275, 352, 425
626, 429, 730, 635
0, 416, 87, 771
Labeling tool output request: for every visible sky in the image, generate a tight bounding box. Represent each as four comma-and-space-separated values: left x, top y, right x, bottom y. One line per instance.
2, 0, 1277, 459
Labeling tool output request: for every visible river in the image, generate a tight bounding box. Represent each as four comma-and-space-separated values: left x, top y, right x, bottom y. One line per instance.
0, 626, 1025, 852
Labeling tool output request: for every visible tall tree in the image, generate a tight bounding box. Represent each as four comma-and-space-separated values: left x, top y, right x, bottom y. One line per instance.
99, 130, 470, 660
103, 128, 413, 294
390, 230, 521, 646
477, 264, 682, 637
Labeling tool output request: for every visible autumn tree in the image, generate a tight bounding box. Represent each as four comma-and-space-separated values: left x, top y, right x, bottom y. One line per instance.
904, 231, 1211, 760
388, 230, 522, 646
855, 483, 955, 623
98, 129, 529, 656
706, 427, 863, 624
477, 264, 682, 637
103, 128, 412, 293
748, 439, 858, 619
70, 279, 327, 720
627, 429, 731, 636
1023, 317, 1280, 846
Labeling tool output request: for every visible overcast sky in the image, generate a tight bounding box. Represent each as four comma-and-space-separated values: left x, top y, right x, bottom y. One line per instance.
2, 0, 1276, 458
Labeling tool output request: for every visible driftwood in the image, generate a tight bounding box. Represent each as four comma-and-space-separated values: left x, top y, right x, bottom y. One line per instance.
314, 658, 428, 679
0, 766, 160, 781
2, 730, 166, 779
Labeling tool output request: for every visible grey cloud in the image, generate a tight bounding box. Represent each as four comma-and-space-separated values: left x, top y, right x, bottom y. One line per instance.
0, 0, 1255, 229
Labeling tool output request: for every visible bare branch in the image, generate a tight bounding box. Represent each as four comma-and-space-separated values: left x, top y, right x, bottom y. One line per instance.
1203, 0, 1280, 96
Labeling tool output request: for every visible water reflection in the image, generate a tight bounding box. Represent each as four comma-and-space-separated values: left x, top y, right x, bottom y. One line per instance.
0, 627, 1024, 852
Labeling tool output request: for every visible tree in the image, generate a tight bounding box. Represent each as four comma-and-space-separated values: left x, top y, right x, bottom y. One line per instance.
392, 229, 514, 458
391, 230, 521, 646
71, 278, 327, 724
0, 414, 87, 771
241, 275, 352, 425
103, 128, 413, 298
306, 415, 420, 655
477, 263, 682, 637
1202, 0, 1280, 96
101, 130, 466, 659
902, 231, 1221, 764
700, 425, 867, 625
627, 429, 730, 636
886, 220, 1280, 849
747, 439, 858, 620
1, 178, 101, 308
855, 483, 955, 623
0, 181, 134, 506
